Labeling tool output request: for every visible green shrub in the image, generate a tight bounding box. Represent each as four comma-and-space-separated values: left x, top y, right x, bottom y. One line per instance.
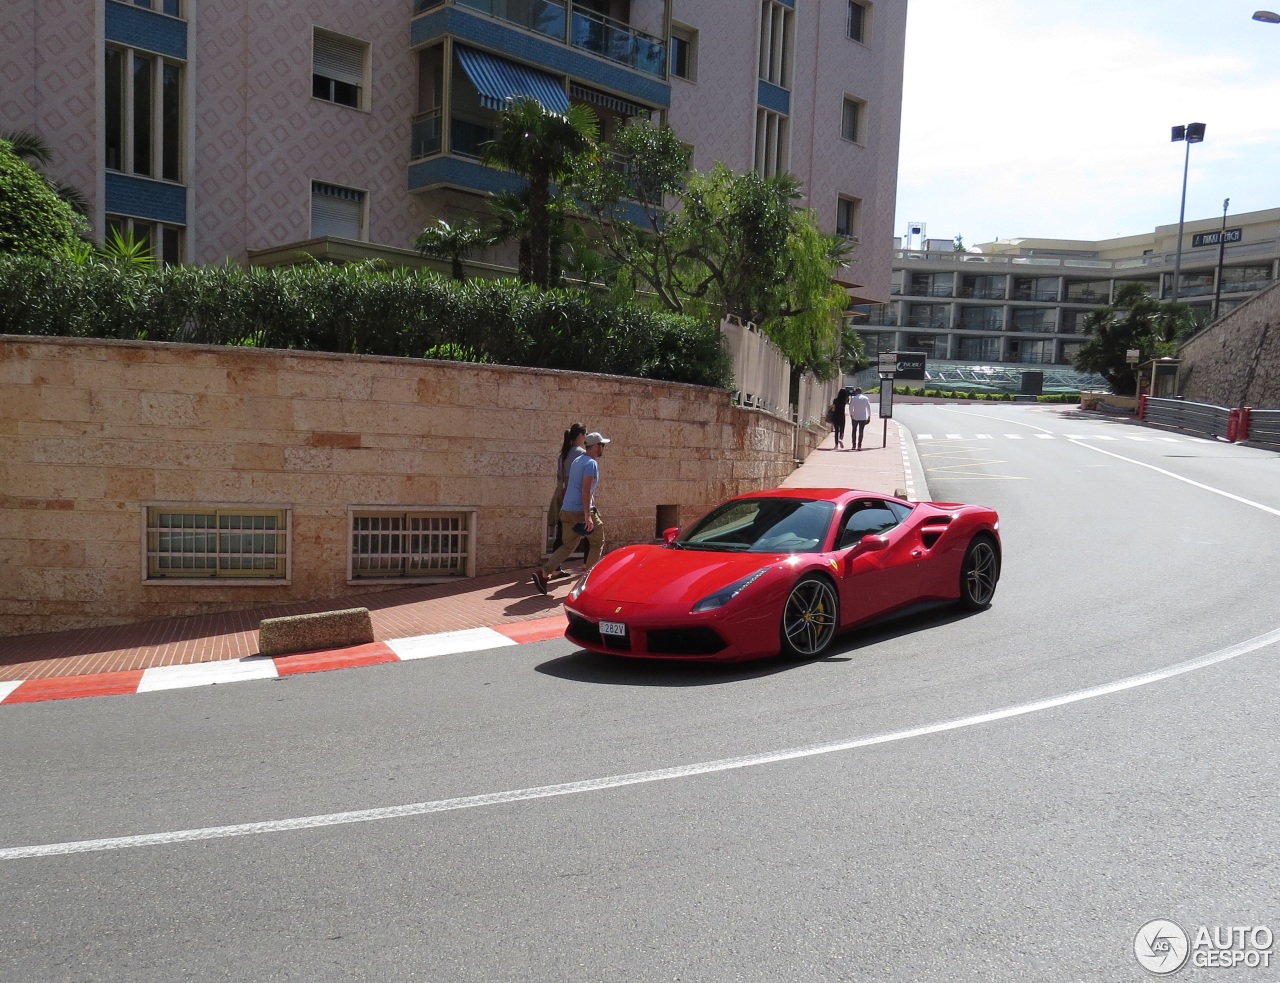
0, 256, 734, 388
0, 141, 89, 259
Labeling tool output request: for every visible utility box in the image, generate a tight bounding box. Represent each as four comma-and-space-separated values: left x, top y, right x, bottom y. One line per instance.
1020, 371, 1044, 396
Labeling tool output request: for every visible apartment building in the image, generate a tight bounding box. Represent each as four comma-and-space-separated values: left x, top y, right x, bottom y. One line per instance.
852, 208, 1280, 368
3, 0, 906, 302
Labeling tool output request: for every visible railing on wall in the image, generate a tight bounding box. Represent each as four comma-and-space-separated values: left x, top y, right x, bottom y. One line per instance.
720, 316, 835, 430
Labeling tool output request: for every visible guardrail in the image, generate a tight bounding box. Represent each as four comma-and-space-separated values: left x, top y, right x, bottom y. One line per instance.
1245, 408, 1280, 446
1138, 397, 1279, 446
1142, 397, 1235, 440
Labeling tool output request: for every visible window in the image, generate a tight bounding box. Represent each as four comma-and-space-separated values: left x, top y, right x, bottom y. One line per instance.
106, 215, 184, 264
145, 507, 289, 580
837, 499, 910, 549
105, 45, 184, 181
847, 1, 871, 43
754, 108, 789, 178
313, 29, 367, 109
311, 182, 366, 240
133, 0, 182, 15
758, 1, 794, 87
836, 195, 862, 240
349, 509, 475, 580
670, 24, 697, 80
841, 96, 865, 143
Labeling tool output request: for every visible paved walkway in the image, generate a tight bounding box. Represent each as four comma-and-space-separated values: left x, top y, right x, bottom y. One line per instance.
0, 419, 919, 700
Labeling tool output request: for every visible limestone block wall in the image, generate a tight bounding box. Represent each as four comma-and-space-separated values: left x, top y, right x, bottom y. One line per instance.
1179, 281, 1280, 409
0, 337, 821, 637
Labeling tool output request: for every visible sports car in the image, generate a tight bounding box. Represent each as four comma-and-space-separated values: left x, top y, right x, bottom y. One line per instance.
562, 488, 1000, 662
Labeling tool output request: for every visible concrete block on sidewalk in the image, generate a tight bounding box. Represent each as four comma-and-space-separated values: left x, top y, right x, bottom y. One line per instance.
258, 607, 374, 657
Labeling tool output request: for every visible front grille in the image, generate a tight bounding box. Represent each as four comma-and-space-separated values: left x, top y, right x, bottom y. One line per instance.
566, 612, 632, 652
645, 627, 727, 656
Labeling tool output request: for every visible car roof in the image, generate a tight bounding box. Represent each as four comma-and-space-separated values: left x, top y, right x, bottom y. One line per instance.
730, 488, 908, 506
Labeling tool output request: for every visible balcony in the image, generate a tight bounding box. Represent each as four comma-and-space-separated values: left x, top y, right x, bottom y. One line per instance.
414, 0, 666, 79
571, 8, 666, 77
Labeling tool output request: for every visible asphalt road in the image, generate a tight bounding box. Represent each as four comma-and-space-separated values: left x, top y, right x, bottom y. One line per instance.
2, 403, 1278, 982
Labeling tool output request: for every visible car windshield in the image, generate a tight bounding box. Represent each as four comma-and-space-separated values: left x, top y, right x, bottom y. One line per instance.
677, 498, 836, 553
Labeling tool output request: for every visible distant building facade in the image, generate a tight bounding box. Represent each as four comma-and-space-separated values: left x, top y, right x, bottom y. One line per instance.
854, 207, 1280, 367
2, 0, 906, 302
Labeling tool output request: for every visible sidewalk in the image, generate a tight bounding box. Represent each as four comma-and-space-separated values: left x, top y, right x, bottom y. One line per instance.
0, 419, 920, 701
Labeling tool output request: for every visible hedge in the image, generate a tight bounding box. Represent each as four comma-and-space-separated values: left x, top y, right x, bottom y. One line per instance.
0, 257, 734, 389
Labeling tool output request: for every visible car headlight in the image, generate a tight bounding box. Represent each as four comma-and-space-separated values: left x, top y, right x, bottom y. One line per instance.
691, 568, 770, 613
568, 566, 593, 601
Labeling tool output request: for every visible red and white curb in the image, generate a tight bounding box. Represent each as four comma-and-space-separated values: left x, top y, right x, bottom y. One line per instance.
0, 616, 567, 706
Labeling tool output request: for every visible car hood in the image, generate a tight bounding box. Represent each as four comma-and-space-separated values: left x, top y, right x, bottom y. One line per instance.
584, 546, 796, 605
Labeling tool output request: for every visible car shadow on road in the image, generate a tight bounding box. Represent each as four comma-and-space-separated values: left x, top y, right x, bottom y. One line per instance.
535, 601, 980, 687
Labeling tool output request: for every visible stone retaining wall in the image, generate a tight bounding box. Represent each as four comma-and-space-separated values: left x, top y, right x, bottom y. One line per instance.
1, 336, 822, 636
1179, 281, 1280, 409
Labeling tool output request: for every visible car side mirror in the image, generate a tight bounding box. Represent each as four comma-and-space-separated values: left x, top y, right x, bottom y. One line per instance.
663, 527, 680, 544
858, 533, 889, 552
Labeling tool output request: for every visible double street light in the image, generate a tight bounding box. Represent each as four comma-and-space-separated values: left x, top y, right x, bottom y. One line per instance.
1169, 122, 1205, 304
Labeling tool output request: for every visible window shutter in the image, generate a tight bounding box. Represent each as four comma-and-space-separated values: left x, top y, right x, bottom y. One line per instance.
311, 184, 364, 239
313, 32, 364, 88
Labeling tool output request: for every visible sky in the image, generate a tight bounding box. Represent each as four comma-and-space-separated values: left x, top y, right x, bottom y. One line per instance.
893, 0, 1280, 248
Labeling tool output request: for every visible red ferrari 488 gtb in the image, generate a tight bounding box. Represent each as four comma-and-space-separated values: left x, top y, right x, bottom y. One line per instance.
562, 487, 1000, 662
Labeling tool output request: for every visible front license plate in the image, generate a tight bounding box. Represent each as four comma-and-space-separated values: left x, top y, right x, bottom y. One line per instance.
599, 620, 626, 637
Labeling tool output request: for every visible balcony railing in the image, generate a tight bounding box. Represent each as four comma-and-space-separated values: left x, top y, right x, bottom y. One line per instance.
411, 110, 442, 159
571, 8, 666, 77
451, 114, 497, 158
415, 1, 666, 77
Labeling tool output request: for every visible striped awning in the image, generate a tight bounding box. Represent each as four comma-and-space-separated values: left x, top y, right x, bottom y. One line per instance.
455, 46, 568, 114
569, 83, 651, 119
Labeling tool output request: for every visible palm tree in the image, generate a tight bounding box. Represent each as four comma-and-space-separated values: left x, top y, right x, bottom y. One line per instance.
1, 128, 89, 215
480, 96, 598, 289
413, 218, 488, 280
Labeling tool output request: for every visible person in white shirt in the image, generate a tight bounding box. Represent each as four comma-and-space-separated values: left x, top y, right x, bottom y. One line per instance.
849, 387, 873, 450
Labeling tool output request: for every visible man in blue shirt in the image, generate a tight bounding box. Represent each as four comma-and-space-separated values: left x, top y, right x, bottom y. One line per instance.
533, 432, 610, 595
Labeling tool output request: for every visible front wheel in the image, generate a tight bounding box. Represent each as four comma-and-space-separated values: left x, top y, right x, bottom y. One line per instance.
958, 534, 1000, 611
780, 575, 840, 658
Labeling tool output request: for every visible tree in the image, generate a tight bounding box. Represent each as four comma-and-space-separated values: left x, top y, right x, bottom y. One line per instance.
481, 96, 598, 289
0, 139, 88, 258
953, 234, 967, 253
1, 128, 89, 215
1073, 282, 1192, 395
414, 219, 488, 280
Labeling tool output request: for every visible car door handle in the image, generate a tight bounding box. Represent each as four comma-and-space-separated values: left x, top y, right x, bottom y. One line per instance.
911, 549, 924, 558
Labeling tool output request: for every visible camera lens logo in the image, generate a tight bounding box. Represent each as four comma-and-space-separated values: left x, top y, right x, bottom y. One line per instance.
1135, 919, 1190, 975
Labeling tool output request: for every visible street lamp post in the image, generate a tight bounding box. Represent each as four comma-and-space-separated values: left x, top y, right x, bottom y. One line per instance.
1169, 122, 1206, 303
1213, 197, 1229, 320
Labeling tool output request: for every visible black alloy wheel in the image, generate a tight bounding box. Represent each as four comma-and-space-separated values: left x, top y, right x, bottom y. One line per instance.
780, 575, 840, 658
959, 534, 1000, 610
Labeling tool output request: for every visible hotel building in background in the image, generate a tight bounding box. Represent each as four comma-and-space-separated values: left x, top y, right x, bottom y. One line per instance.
853, 207, 1280, 377
2, 0, 907, 303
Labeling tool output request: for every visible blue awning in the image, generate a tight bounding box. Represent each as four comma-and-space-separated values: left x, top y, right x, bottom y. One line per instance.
455, 46, 568, 114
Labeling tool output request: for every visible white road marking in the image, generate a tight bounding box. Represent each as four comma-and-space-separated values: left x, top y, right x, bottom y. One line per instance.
388, 627, 517, 660
4, 626, 1278, 861
138, 658, 278, 693
1035, 434, 1055, 439
1069, 441, 1280, 516
975, 434, 993, 439
1004, 434, 1023, 439
0, 681, 23, 702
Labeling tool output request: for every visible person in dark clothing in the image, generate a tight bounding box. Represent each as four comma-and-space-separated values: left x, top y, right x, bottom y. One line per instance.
831, 386, 850, 448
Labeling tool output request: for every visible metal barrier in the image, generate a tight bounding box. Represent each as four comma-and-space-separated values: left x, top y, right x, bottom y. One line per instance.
1143, 397, 1236, 440
1246, 408, 1280, 446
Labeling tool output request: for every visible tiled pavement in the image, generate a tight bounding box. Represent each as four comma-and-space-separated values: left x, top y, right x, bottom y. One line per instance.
0, 419, 918, 702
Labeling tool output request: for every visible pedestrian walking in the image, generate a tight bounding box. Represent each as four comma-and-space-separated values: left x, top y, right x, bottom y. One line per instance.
850, 386, 873, 449
831, 386, 850, 448
549, 423, 587, 568
533, 432, 611, 595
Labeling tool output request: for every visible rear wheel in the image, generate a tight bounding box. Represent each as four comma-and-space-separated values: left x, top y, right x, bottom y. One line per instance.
780, 575, 840, 658
959, 534, 1000, 610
